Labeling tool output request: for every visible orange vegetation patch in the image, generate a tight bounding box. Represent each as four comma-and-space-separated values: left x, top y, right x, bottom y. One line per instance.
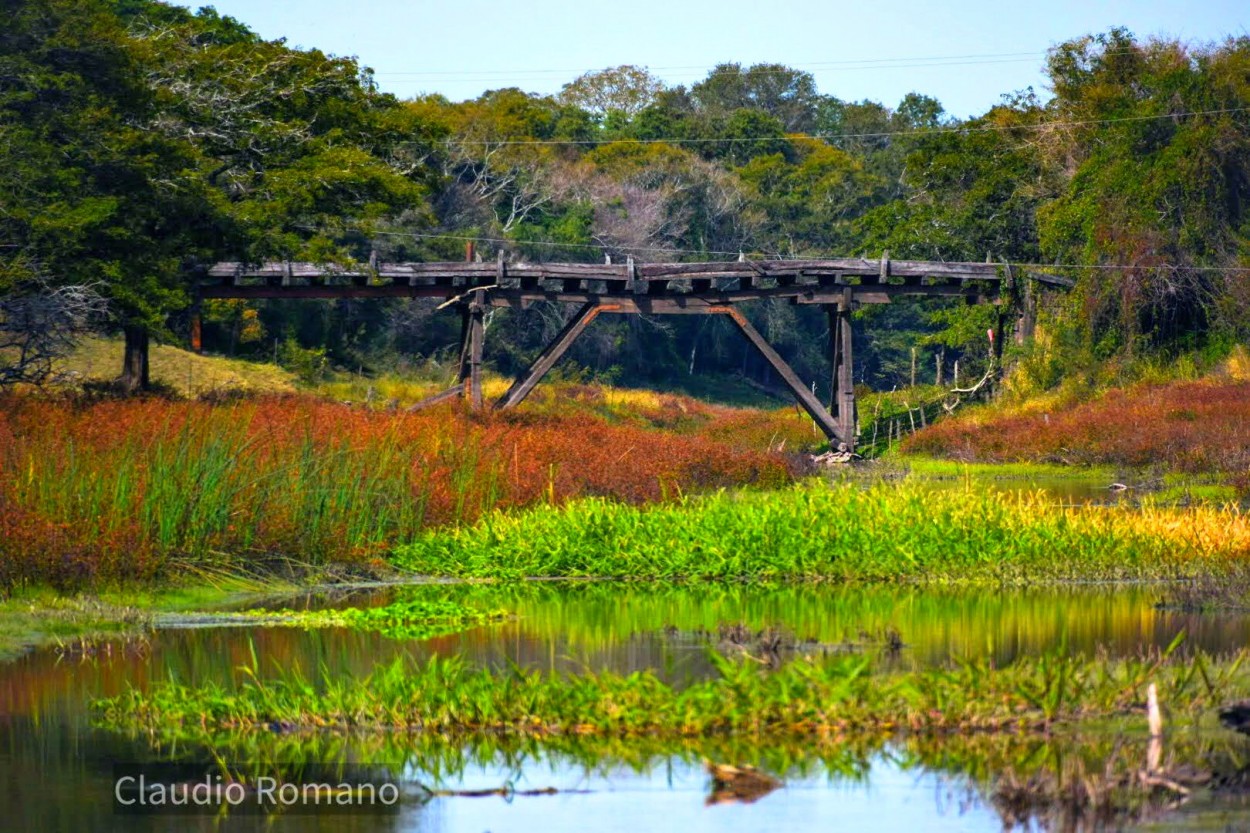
903, 379, 1250, 479
0, 392, 801, 591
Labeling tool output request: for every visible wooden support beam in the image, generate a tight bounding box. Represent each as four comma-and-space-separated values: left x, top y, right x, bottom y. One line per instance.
721, 307, 847, 447
1016, 264, 1036, 345
456, 303, 471, 383
825, 304, 838, 411
495, 303, 608, 410
466, 289, 486, 409
407, 382, 465, 411
189, 289, 203, 355
832, 289, 856, 448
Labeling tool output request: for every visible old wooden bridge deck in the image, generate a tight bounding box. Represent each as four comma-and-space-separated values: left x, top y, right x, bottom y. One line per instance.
196, 253, 1071, 450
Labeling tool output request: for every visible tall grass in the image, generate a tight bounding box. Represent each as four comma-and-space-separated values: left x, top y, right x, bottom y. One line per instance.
394, 481, 1250, 582
0, 394, 797, 591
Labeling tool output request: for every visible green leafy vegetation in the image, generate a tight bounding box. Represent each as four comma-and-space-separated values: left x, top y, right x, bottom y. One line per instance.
93, 641, 1249, 739
393, 481, 1250, 583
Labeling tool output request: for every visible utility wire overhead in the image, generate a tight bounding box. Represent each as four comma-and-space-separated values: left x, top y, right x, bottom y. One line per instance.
416, 105, 1250, 147
371, 45, 1148, 81
350, 229, 1250, 274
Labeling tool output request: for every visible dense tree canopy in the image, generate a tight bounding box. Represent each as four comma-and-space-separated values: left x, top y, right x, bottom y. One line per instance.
3, 3, 1248, 396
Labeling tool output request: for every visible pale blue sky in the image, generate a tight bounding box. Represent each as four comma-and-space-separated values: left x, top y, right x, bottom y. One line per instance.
186, 0, 1247, 117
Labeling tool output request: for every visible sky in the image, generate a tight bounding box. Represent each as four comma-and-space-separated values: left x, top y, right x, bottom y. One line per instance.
183, 0, 1247, 118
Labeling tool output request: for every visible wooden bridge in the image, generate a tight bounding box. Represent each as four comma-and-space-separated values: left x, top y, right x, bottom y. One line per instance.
195, 250, 1071, 450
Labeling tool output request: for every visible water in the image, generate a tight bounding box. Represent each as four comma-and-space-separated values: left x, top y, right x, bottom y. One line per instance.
3, 581, 1250, 831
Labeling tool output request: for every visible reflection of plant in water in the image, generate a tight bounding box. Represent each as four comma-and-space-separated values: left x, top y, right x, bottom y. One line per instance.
194, 598, 507, 641
95, 718, 1250, 830
663, 622, 904, 668
910, 732, 1250, 831
382, 579, 1235, 670
1156, 570, 1250, 613
95, 642, 1250, 741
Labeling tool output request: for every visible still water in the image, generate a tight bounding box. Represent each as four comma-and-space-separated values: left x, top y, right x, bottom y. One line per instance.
3, 582, 1250, 831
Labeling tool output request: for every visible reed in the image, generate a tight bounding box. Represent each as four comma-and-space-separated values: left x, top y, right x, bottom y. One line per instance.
0, 393, 797, 592
904, 378, 1250, 488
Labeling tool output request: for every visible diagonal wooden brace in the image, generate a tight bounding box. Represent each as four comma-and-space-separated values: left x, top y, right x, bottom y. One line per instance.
494, 302, 609, 410
721, 307, 851, 449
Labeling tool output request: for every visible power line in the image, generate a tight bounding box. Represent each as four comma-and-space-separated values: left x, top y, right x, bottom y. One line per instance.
379, 56, 1045, 82
371, 46, 1147, 82
425, 106, 1250, 147
364, 229, 1250, 274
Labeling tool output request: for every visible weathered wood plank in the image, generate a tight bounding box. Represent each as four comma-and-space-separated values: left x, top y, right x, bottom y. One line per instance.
407, 383, 465, 411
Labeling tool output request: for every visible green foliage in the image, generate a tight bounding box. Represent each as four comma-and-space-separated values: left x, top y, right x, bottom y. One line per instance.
7, 8, 1249, 397
2, 0, 438, 360
1038, 30, 1250, 358
93, 643, 1250, 740
276, 336, 328, 384
393, 481, 1248, 584
0, 0, 221, 329
558, 65, 664, 122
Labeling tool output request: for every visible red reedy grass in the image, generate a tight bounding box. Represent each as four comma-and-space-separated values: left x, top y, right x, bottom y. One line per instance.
903, 379, 1250, 484
0, 391, 799, 592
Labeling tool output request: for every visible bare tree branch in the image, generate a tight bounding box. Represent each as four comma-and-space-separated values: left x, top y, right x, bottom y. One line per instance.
0, 279, 106, 388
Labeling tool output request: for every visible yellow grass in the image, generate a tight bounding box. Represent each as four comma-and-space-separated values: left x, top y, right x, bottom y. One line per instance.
315, 373, 512, 406
54, 337, 297, 396
1225, 345, 1250, 382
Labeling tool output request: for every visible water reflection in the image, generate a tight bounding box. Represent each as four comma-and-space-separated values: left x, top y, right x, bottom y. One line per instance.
4, 581, 1250, 831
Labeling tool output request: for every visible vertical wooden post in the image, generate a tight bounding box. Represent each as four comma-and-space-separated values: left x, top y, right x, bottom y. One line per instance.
1017, 274, 1036, 345
467, 289, 485, 409
825, 304, 839, 410
832, 288, 856, 450
454, 241, 485, 410
910, 347, 917, 388
189, 289, 203, 355
936, 348, 944, 386
993, 308, 1006, 382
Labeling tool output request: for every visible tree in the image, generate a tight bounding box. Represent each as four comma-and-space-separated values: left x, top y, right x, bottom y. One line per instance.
691, 63, 822, 132
1039, 31, 1250, 356
1, 0, 441, 390
0, 0, 224, 392
558, 65, 664, 123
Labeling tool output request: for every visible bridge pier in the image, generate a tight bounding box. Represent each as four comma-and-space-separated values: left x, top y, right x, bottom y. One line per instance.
490, 298, 854, 451
720, 307, 849, 449
830, 292, 856, 447
461, 289, 486, 409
